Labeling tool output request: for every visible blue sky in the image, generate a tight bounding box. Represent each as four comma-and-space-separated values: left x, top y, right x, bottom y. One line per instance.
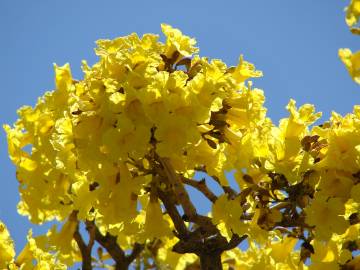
0, 0, 359, 255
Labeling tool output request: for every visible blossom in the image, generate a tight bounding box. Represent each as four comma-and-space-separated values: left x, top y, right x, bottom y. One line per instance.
339, 48, 360, 84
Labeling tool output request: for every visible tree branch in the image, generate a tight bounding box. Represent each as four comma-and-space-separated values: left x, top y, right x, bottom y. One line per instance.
157, 188, 188, 238
86, 221, 126, 269
157, 160, 219, 235
86, 221, 96, 253
194, 167, 237, 198
159, 157, 197, 219
73, 223, 92, 270
181, 176, 217, 203
125, 243, 144, 265
86, 220, 144, 269
222, 234, 248, 251
212, 175, 237, 198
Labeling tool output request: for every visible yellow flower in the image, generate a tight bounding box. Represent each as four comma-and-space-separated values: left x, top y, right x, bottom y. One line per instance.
345, 0, 360, 29
315, 109, 360, 172
54, 63, 73, 93
231, 55, 263, 84
47, 212, 79, 264
142, 199, 172, 240
339, 48, 360, 84
155, 113, 200, 158
16, 230, 66, 269
0, 221, 16, 269
161, 23, 198, 58
212, 194, 248, 238
316, 170, 353, 199
305, 196, 348, 240
269, 237, 297, 263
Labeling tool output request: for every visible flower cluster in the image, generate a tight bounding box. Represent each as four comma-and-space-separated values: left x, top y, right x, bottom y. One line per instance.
3, 16, 360, 270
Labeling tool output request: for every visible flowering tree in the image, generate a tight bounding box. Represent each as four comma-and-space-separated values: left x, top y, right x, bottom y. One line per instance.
1, 2, 360, 270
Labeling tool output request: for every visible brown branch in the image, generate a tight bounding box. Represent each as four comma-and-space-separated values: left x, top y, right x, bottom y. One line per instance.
157, 188, 188, 238
86, 221, 127, 269
156, 156, 245, 268
172, 237, 201, 254
193, 166, 237, 198
157, 158, 222, 240
73, 223, 92, 270
212, 175, 237, 198
159, 157, 197, 218
86, 221, 96, 252
222, 234, 248, 251
181, 176, 217, 203
157, 160, 218, 235
189, 215, 219, 236
173, 229, 246, 260
125, 243, 144, 265
86, 221, 144, 270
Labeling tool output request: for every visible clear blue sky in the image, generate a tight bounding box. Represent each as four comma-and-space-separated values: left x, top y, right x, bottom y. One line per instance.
0, 0, 359, 254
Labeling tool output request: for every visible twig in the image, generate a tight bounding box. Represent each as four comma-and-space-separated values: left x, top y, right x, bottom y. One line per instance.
181, 176, 217, 203
212, 175, 237, 198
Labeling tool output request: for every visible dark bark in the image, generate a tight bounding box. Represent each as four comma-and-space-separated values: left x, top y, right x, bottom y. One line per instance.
85, 220, 144, 270
199, 251, 223, 270
114, 261, 128, 270
73, 225, 92, 270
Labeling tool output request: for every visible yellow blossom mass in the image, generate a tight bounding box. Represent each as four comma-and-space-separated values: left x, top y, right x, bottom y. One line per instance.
3, 19, 360, 269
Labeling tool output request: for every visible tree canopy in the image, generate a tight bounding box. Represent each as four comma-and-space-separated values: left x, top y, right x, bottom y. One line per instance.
1, 1, 360, 270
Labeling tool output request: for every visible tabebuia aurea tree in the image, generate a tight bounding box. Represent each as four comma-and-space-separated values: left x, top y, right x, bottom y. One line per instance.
2, 1, 360, 270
